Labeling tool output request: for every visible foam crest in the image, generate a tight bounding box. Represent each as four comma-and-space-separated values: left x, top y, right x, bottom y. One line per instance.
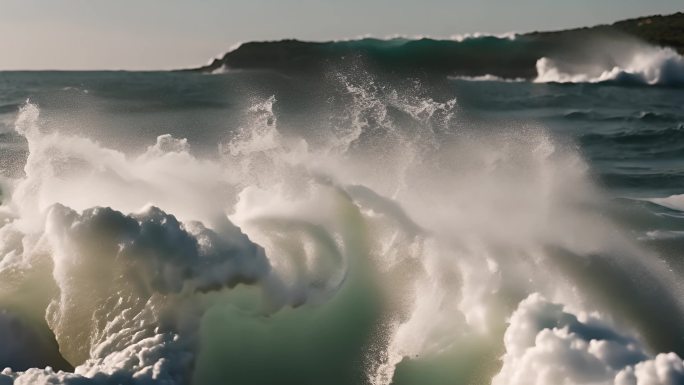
493, 294, 684, 385
647, 194, 684, 211
535, 46, 684, 86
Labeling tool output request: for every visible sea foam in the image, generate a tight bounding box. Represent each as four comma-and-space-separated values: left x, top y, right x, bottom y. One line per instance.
1, 73, 684, 385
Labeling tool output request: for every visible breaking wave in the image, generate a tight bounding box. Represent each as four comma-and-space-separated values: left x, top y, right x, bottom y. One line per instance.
535, 46, 684, 86
1, 72, 684, 385
647, 194, 684, 212
196, 31, 684, 87
448, 74, 526, 82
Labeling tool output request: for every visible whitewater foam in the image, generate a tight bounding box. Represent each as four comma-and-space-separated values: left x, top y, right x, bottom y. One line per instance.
449, 31, 518, 42
448, 74, 526, 82
535, 46, 684, 86
493, 294, 684, 385
647, 194, 684, 211
1, 72, 683, 385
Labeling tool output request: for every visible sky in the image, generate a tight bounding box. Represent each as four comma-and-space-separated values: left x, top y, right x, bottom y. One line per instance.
0, 0, 681, 70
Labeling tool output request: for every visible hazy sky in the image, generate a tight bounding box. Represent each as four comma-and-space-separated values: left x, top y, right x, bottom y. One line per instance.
0, 0, 681, 70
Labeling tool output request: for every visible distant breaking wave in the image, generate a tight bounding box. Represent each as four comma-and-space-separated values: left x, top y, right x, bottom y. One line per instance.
193, 31, 684, 87
647, 194, 684, 212
448, 74, 526, 82
535, 46, 684, 85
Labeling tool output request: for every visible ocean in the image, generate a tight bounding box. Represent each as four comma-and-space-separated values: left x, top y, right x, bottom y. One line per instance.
1, 37, 684, 385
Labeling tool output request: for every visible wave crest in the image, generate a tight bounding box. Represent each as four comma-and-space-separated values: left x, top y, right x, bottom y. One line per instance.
535, 46, 684, 86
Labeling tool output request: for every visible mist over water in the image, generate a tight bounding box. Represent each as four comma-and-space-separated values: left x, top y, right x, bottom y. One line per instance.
0, 57, 683, 385
534, 44, 684, 85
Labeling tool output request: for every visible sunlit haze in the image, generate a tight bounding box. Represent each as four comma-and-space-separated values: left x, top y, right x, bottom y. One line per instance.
0, 0, 681, 70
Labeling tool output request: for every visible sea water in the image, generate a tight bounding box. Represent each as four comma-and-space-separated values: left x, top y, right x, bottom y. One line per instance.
0, 47, 684, 385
